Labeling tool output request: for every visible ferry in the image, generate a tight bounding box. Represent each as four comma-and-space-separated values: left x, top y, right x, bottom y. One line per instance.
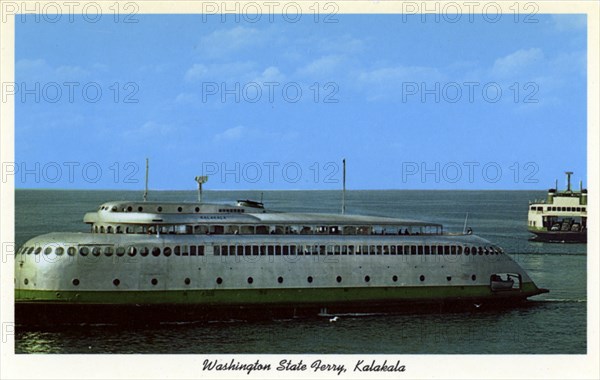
15, 172, 548, 324
528, 172, 587, 243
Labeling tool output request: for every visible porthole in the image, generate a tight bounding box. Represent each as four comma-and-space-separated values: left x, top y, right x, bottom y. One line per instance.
195, 207, 200, 212
151, 278, 158, 286
392, 275, 398, 282
34, 247, 42, 255
67, 247, 76, 256
216, 277, 223, 285
184, 278, 191, 285
72, 279, 80, 286
419, 275, 425, 282
471, 274, 477, 281
24, 278, 29, 285
113, 279, 120, 286
55, 247, 64, 256
447, 276, 452, 281
152, 247, 161, 257
92, 247, 101, 256
336, 275, 342, 283
364, 275, 370, 283
128, 246, 137, 256
104, 247, 114, 256
138, 206, 143, 212
44, 247, 53, 255
27, 247, 34, 255
79, 247, 89, 256
112, 206, 117, 211
277, 276, 284, 284
140, 247, 149, 257
247, 277, 254, 284
163, 247, 172, 257
127, 206, 133, 212
177, 206, 183, 212
116, 247, 126, 256
157, 206, 163, 212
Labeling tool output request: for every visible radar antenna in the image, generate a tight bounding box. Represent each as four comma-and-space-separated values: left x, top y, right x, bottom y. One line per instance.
195, 175, 209, 202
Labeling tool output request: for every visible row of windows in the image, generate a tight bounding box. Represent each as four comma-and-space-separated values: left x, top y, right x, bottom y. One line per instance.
91, 224, 441, 236
22, 273, 480, 287
214, 244, 503, 256
18, 244, 503, 257
19, 245, 205, 257
100, 205, 205, 213
531, 206, 586, 212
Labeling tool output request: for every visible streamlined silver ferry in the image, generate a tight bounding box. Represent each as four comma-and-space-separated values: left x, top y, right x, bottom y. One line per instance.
15, 180, 548, 324
528, 171, 587, 243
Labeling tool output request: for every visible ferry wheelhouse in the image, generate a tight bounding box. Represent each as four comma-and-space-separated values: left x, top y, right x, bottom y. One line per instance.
15, 184, 548, 324
528, 171, 587, 243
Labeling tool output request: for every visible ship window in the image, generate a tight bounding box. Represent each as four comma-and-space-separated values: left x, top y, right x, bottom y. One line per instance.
92, 247, 101, 256
336, 275, 342, 283
211, 246, 217, 256
451, 246, 457, 255
275, 246, 282, 256
484, 247, 489, 255
260, 246, 267, 256
561, 207, 566, 211
278, 276, 284, 284
444, 246, 450, 255
471, 274, 477, 281
364, 275, 370, 283
319, 245, 326, 255
348, 245, 355, 255
164, 247, 172, 257
395, 246, 402, 255
268, 246, 274, 255
34, 247, 42, 255
447, 276, 452, 281
252, 246, 259, 256
307, 276, 313, 283
72, 279, 80, 286
283, 245, 289, 255
216, 277, 223, 284
567, 207, 571, 212
417, 246, 423, 255
342, 245, 348, 255
198, 246, 204, 256
424, 246, 430, 255
582, 207, 586, 212
174, 246, 181, 256
138, 206, 143, 212
178, 206, 183, 212
184, 278, 191, 285
465, 247, 470, 255
116, 226, 123, 234
190, 245, 197, 256
116, 247, 125, 256
358, 245, 366, 255
478, 247, 484, 255
411, 246, 417, 255
195, 207, 200, 212
127, 206, 133, 212
152, 247, 161, 257
113, 279, 120, 286
55, 247, 64, 255
419, 275, 425, 282
367, 245, 374, 255
128, 246, 137, 257
157, 206, 163, 212
139, 247, 149, 257
377, 245, 383, 255
26, 247, 33, 255
576, 207, 581, 211
44, 247, 53, 255
237, 245, 244, 256
334, 246, 341, 255
247, 277, 253, 284
457, 246, 463, 255
290, 245, 297, 255
392, 275, 398, 282
151, 278, 158, 286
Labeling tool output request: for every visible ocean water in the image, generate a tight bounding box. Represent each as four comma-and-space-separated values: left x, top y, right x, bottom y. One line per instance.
14, 189, 586, 354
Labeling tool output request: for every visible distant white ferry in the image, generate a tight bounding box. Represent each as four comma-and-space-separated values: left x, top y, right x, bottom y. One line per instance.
15, 174, 548, 324
528, 172, 587, 243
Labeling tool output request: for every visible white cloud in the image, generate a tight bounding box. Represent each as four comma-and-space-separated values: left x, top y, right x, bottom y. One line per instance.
214, 125, 247, 141
491, 48, 544, 76
184, 61, 257, 83
122, 121, 176, 138
199, 26, 263, 58
185, 64, 209, 82
252, 66, 285, 83
297, 55, 344, 77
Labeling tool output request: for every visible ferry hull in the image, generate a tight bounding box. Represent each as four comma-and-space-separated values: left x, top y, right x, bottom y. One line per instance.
15, 283, 547, 325
529, 230, 587, 243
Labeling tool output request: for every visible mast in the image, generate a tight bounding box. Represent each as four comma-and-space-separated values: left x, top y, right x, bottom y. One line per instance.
565, 171, 573, 192
342, 159, 346, 214
195, 175, 208, 202
143, 158, 149, 202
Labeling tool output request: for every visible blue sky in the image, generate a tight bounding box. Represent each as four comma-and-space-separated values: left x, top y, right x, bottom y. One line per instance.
14, 13, 587, 190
